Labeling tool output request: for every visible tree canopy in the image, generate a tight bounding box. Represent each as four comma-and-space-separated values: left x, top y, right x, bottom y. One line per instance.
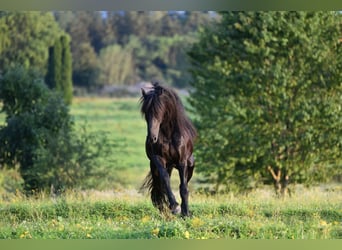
45, 35, 73, 104
53, 11, 214, 89
188, 11, 342, 194
0, 11, 65, 76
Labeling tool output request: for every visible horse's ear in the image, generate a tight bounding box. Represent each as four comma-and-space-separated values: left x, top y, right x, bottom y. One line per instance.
141, 88, 147, 97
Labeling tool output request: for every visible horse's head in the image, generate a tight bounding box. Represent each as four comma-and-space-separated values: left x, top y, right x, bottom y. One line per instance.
146, 115, 161, 144
141, 83, 165, 144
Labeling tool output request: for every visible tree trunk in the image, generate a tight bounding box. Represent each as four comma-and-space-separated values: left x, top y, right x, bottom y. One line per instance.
267, 166, 291, 198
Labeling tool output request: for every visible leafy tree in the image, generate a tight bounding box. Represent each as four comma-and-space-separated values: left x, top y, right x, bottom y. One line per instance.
56, 11, 99, 89
0, 67, 70, 192
60, 35, 73, 104
54, 11, 215, 89
72, 42, 99, 89
97, 44, 134, 86
45, 35, 73, 104
45, 38, 62, 89
124, 35, 194, 87
0, 66, 106, 193
0, 11, 65, 75
188, 12, 342, 195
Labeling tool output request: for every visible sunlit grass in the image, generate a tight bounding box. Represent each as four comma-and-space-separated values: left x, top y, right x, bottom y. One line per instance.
70, 97, 149, 189
0, 187, 341, 239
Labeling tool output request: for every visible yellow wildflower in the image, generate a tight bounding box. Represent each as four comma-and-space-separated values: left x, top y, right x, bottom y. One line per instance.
51, 219, 58, 226
191, 217, 204, 228
141, 215, 151, 223
19, 231, 32, 239
184, 231, 190, 239
151, 228, 160, 237
320, 220, 328, 226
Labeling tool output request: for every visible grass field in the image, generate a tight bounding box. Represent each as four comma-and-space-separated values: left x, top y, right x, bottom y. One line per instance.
0, 187, 341, 239
70, 97, 149, 190
0, 97, 341, 239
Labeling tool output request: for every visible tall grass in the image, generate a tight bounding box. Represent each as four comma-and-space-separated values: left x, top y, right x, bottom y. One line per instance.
0, 187, 341, 239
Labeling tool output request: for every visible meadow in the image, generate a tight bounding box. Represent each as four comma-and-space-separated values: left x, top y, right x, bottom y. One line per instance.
0, 97, 341, 239
70, 97, 149, 190
0, 187, 341, 239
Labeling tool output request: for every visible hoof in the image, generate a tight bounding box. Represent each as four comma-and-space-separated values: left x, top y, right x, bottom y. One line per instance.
171, 205, 181, 215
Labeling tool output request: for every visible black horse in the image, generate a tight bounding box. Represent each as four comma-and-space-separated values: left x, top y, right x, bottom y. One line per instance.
140, 82, 197, 216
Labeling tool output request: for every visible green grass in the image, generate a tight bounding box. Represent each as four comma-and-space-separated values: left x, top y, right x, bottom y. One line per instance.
70, 97, 149, 190
0, 188, 341, 239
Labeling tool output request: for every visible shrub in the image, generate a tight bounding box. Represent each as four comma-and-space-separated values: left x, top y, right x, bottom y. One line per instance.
0, 66, 107, 194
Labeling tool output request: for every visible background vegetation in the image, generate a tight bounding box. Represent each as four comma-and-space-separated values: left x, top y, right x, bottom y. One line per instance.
0, 11, 341, 239
188, 11, 341, 194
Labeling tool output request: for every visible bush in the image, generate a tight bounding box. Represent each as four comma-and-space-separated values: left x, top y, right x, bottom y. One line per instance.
0, 66, 107, 194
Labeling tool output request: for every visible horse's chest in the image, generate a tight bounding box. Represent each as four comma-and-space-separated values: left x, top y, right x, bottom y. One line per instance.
163, 140, 178, 160
148, 139, 179, 162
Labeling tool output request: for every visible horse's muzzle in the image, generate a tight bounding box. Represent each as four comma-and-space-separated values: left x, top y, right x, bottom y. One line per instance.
151, 135, 158, 144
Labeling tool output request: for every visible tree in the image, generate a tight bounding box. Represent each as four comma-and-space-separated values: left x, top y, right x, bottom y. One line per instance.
188, 12, 342, 195
60, 35, 73, 104
0, 11, 65, 75
97, 43, 134, 86
0, 66, 71, 192
72, 42, 99, 89
45, 38, 62, 89
45, 35, 73, 104
57, 11, 99, 89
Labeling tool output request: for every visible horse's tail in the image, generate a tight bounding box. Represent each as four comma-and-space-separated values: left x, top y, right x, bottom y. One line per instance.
140, 170, 168, 214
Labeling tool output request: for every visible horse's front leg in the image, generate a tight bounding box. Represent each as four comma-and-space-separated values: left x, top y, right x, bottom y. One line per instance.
152, 155, 179, 214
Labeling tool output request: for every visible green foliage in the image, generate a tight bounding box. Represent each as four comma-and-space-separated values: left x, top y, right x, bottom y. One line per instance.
46, 35, 73, 104
54, 11, 215, 88
60, 35, 73, 105
0, 11, 65, 75
0, 66, 106, 193
97, 44, 134, 86
188, 12, 342, 192
45, 38, 62, 89
32, 126, 110, 192
72, 42, 99, 89
134, 35, 195, 88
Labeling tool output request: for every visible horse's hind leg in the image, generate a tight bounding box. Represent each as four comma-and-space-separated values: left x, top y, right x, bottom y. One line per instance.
187, 154, 195, 182
178, 164, 190, 217
177, 155, 195, 217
